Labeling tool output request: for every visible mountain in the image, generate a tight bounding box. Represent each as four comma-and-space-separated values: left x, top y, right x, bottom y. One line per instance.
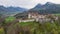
0, 6, 27, 17
33, 4, 42, 9
31, 2, 60, 14
7, 7, 26, 12
15, 2, 60, 18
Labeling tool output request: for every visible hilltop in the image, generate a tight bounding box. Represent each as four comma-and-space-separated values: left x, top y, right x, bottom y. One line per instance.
31, 2, 60, 14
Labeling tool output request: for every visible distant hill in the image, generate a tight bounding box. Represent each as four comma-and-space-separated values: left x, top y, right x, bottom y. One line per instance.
0, 6, 27, 17
14, 2, 60, 18
31, 2, 60, 14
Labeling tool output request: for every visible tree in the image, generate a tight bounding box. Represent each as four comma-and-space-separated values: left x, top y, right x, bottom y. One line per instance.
0, 17, 6, 34
0, 16, 21, 34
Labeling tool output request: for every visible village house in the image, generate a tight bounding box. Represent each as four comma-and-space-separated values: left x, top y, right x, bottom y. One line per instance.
28, 12, 45, 19
15, 11, 59, 22
17, 12, 50, 22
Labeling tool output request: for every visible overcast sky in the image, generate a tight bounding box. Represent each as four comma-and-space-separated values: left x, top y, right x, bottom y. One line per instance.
0, 0, 60, 9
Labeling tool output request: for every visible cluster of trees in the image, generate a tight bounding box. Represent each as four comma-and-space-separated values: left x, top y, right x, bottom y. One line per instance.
0, 16, 60, 34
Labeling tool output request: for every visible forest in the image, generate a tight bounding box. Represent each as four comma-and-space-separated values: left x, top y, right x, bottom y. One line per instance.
0, 16, 60, 34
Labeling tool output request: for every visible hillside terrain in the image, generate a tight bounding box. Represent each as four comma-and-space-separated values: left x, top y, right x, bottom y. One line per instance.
31, 2, 60, 14
0, 1, 60, 34
0, 6, 27, 17
14, 2, 60, 18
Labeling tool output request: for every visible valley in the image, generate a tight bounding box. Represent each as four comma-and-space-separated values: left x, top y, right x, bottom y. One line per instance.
0, 2, 60, 34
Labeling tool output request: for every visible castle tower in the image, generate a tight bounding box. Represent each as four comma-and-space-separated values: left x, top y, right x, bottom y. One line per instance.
28, 13, 31, 19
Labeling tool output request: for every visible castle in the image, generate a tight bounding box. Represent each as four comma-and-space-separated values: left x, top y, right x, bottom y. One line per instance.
15, 12, 58, 22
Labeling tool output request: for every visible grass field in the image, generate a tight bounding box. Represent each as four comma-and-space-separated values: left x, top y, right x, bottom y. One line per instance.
53, 14, 60, 16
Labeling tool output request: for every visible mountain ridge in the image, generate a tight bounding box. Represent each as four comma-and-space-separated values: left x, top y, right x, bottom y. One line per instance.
0, 6, 27, 17
30, 2, 60, 14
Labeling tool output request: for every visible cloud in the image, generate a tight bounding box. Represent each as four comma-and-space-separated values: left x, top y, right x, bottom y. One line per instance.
0, 0, 60, 9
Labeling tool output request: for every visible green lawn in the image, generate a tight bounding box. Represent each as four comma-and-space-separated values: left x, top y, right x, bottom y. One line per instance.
53, 14, 60, 16
5, 16, 15, 23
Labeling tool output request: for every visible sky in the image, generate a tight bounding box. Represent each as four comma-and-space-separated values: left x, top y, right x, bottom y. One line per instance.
0, 0, 60, 9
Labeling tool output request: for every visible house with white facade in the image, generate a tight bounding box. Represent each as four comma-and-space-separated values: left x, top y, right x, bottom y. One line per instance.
15, 12, 58, 22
